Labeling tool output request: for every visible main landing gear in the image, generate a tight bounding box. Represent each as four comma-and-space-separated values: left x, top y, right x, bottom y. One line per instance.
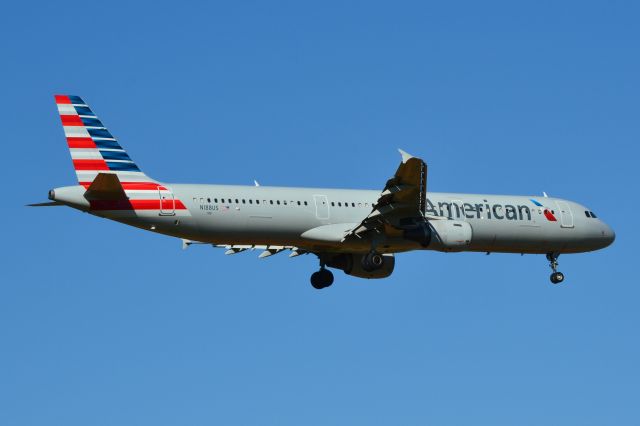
546, 253, 565, 284
310, 267, 334, 290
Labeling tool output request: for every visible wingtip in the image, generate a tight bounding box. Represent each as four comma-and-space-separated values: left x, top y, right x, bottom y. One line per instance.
398, 149, 413, 163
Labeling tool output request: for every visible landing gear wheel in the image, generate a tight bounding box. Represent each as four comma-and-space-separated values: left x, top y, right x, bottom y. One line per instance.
362, 251, 384, 272
546, 252, 565, 284
550, 272, 565, 284
310, 268, 334, 289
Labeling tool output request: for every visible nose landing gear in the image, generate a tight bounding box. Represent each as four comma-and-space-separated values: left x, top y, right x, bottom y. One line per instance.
310, 267, 334, 289
546, 253, 565, 284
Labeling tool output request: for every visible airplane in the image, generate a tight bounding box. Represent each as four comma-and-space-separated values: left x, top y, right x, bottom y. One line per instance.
31, 95, 615, 289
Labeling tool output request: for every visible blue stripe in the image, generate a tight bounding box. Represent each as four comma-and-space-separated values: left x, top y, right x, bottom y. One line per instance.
69, 95, 85, 104
74, 106, 94, 116
106, 161, 140, 172
88, 128, 114, 139
530, 198, 543, 207
100, 150, 132, 161
81, 117, 104, 127
93, 139, 122, 149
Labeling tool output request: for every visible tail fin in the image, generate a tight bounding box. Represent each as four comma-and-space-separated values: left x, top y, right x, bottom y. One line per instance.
54, 95, 154, 187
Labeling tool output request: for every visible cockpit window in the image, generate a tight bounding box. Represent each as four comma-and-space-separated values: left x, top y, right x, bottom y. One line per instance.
590, 211, 598, 218
585, 211, 590, 218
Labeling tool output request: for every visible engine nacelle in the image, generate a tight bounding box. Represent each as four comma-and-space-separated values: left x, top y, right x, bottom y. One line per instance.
326, 253, 395, 279
404, 220, 472, 251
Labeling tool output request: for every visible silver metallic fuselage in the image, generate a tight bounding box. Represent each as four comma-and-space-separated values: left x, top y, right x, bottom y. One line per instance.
51, 183, 615, 255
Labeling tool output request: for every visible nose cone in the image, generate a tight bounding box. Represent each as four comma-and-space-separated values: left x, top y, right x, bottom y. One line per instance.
600, 223, 615, 248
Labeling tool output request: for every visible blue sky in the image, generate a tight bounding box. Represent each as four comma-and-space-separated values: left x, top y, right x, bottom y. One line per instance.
2, 1, 639, 424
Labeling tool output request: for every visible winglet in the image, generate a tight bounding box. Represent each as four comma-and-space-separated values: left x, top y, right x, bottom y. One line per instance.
398, 149, 413, 163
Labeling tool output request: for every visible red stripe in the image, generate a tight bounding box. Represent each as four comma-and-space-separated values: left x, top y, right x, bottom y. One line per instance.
60, 115, 83, 126
79, 181, 166, 190
122, 183, 167, 190
90, 199, 187, 211
73, 159, 109, 171
55, 95, 71, 104
67, 137, 96, 148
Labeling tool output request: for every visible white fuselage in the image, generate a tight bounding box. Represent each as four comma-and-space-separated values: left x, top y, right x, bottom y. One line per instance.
53, 183, 615, 255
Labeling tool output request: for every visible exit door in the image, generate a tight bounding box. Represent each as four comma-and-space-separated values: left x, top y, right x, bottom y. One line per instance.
313, 194, 329, 220
555, 200, 574, 228
159, 188, 175, 216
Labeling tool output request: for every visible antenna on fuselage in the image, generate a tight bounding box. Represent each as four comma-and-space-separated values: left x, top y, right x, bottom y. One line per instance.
543, 192, 548, 198
254, 180, 260, 187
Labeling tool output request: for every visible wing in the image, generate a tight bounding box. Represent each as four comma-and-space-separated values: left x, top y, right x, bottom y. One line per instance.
343, 149, 435, 241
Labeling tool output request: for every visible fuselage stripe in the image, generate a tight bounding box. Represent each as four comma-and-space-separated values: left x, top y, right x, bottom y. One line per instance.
90, 199, 187, 211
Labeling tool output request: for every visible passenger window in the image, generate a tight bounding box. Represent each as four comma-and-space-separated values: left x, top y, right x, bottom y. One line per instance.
214, 198, 218, 203
277, 200, 280, 205
331, 202, 335, 207
193, 198, 197, 202
207, 198, 211, 203
242, 199, 246, 204
338, 202, 342, 207
297, 201, 301, 206
249, 199, 253, 204
358, 203, 362, 207
352, 202, 355, 207
235, 199, 239, 204
221, 198, 225, 203
270, 200, 273, 205
304, 201, 308, 206
256, 200, 260, 204
199, 198, 204, 203
284, 201, 287, 205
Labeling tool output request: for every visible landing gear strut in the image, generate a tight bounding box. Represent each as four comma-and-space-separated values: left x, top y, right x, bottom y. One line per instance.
310, 267, 334, 289
546, 253, 565, 284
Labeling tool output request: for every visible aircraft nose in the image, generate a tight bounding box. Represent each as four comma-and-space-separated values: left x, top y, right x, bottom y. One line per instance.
600, 223, 615, 248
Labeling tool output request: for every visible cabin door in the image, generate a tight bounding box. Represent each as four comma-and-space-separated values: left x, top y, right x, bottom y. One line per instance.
555, 200, 574, 228
313, 195, 329, 220
159, 188, 175, 216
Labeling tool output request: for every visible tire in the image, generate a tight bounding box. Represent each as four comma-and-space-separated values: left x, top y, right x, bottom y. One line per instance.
310, 269, 334, 289
319, 269, 334, 287
550, 272, 565, 284
310, 271, 324, 289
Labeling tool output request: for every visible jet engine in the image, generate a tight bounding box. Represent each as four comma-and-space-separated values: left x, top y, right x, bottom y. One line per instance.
326, 253, 395, 279
403, 220, 472, 251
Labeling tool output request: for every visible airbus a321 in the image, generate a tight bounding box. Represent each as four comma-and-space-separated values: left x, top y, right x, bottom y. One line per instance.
32, 95, 615, 289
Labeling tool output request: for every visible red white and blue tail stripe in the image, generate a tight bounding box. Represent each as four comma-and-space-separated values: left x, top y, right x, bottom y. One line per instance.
55, 95, 150, 185
55, 95, 188, 215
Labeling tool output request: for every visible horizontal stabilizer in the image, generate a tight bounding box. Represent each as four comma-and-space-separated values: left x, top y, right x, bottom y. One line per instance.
84, 173, 128, 201
26, 201, 63, 207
